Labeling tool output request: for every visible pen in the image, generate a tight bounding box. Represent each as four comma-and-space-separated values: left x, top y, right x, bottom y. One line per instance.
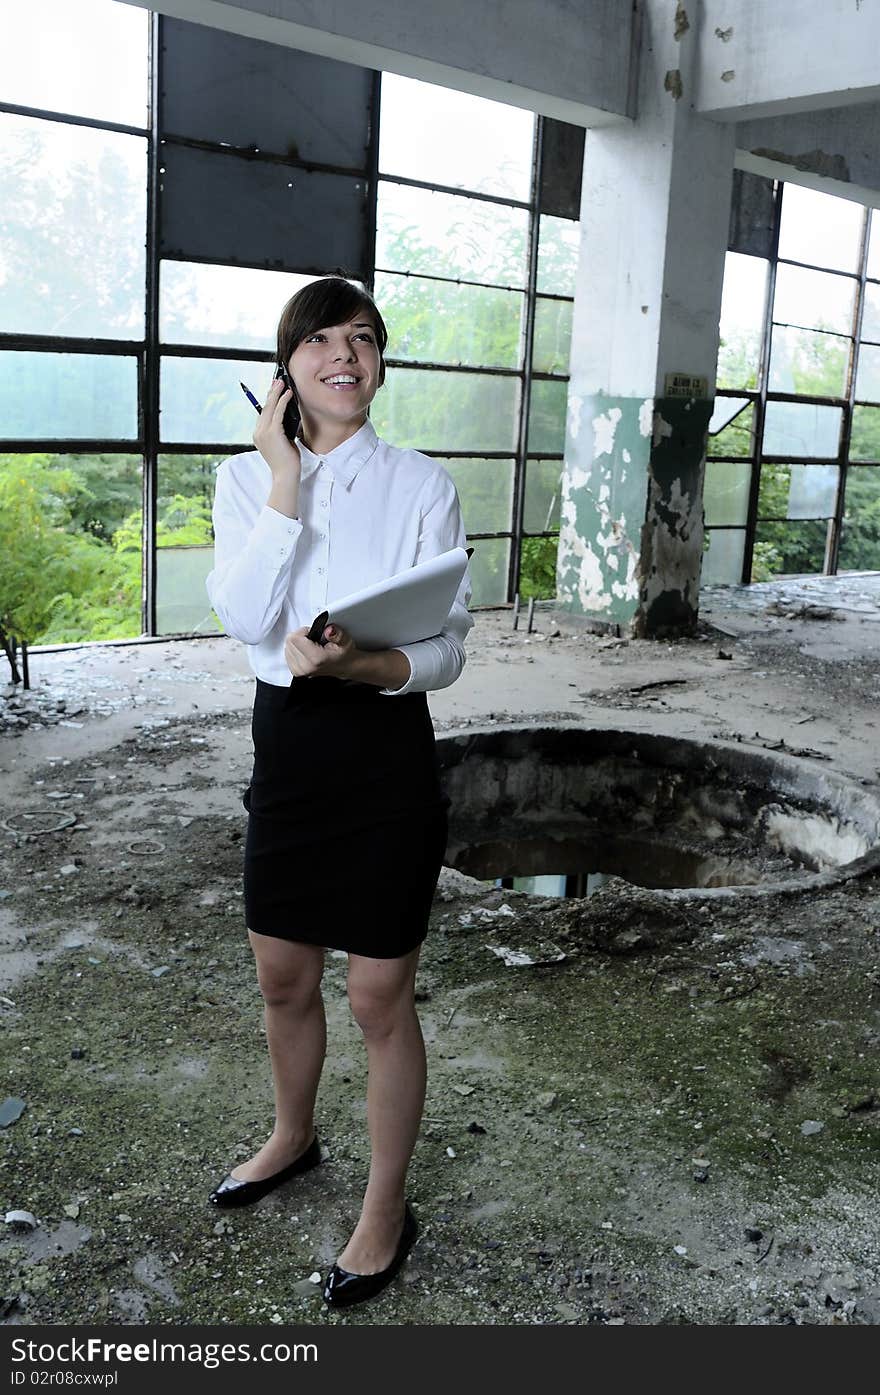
239, 381, 261, 414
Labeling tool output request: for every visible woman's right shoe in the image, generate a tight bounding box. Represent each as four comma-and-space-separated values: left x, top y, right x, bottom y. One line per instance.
208, 1134, 321, 1209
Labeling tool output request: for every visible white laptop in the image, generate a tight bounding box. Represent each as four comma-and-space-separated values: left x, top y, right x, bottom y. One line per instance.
318, 547, 470, 650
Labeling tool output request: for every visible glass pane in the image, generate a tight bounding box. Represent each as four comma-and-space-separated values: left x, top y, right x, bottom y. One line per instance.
524, 459, 563, 532
158, 452, 219, 523
701, 528, 745, 585
768, 326, 848, 396
371, 368, 519, 452
850, 405, 880, 461
161, 263, 317, 351
0, 115, 147, 338
856, 343, 880, 403
868, 214, 880, 281
377, 182, 529, 286
703, 459, 751, 526
469, 535, 510, 606
157, 548, 218, 635
839, 467, 880, 571
161, 357, 273, 444
527, 379, 568, 454
777, 184, 864, 274
763, 400, 841, 458
374, 272, 522, 368
758, 463, 838, 520
532, 297, 573, 374
862, 284, 880, 344
708, 399, 753, 457
434, 458, 514, 534
0, 353, 138, 440
0, 450, 142, 643
378, 74, 533, 201
156, 452, 224, 635
773, 263, 856, 335
519, 536, 558, 599
537, 216, 580, 296
752, 520, 828, 579
0, 0, 148, 126
716, 251, 768, 392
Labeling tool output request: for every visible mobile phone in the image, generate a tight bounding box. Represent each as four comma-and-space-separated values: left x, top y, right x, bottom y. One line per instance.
274, 364, 301, 442
306, 610, 329, 645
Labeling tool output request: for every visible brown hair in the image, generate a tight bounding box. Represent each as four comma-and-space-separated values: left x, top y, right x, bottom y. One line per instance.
276, 277, 387, 437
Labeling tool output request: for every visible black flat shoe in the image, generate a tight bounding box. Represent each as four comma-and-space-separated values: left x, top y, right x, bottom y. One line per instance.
322, 1203, 418, 1309
209, 1134, 321, 1208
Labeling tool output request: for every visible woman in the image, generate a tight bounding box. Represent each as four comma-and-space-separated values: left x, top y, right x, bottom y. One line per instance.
204, 276, 473, 1309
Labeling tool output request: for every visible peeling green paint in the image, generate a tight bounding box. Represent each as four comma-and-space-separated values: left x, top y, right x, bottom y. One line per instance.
637, 396, 713, 638
557, 395, 650, 626
557, 394, 712, 637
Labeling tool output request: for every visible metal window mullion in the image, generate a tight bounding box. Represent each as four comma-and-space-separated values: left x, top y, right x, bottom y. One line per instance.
363, 71, 381, 290
374, 265, 530, 297
0, 334, 144, 355
384, 358, 521, 377
775, 255, 861, 282
0, 100, 148, 138
378, 171, 531, 212
159, 129, 368, 182
0, 438, 142, 453
374, 265, 574, 307
143, 12, 162, 638
743, 180, 782, 583
829, 205, 871, 574
158, 344, 276, 362
508, 117, 543, 602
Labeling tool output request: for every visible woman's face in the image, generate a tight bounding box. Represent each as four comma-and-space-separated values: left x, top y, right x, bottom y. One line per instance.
287, 316, 381, 432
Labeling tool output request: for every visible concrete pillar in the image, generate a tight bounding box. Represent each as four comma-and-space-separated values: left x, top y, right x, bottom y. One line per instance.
556, 0, 737, 637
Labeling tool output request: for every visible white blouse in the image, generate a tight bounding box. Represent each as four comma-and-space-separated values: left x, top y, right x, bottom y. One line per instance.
206, 418, 474, 694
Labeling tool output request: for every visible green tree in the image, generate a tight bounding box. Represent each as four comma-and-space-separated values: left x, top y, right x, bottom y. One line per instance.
0, 456, 138, 674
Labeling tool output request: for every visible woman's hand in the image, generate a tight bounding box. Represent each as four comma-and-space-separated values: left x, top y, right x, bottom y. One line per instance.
284, 623, 358, 681
254, 375, 301, 482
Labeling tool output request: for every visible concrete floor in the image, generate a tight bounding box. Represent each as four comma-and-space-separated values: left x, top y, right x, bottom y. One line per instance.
2, 575, 880, 1326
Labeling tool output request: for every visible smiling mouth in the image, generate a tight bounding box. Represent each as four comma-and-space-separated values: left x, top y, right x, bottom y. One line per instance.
322, 374, 362, 389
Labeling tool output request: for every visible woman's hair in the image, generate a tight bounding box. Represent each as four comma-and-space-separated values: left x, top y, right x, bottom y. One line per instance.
276, 276, 388, 387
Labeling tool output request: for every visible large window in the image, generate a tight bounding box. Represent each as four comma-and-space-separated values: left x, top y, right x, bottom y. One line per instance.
1, 12, 582, 647
372, 75, 578, 605
706, 183, 878, 584
0, 0, 149, 645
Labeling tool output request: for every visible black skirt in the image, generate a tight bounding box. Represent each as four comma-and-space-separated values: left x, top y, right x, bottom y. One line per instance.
242, 676, 449, 958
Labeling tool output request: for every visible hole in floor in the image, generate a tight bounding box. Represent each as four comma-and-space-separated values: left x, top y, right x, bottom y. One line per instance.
437, 725, 880, 899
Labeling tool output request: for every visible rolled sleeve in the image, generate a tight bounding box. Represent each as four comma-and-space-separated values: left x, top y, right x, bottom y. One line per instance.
206, 459, 303, 646
379, 471, 474, 696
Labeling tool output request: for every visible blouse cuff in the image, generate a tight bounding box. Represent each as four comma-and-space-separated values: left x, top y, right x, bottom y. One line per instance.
249, 505, 303, 568
379, 648, 415, 696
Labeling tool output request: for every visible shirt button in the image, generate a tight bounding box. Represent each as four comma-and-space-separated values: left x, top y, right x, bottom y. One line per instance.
318, 566, 325, 574
321, 500, 328, 509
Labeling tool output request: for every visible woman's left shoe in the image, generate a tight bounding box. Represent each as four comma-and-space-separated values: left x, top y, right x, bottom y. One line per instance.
322, 1203, 418, 1309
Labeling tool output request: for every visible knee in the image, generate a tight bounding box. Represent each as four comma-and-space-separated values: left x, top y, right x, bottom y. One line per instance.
347, 983, 408, 1041
256, 966, 321, 1012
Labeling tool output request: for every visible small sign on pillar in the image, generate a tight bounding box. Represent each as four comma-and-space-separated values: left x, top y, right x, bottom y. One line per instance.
664, 372, 709, 399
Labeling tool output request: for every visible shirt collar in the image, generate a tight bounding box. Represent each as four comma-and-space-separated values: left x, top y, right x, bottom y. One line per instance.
295, 418, 379, 487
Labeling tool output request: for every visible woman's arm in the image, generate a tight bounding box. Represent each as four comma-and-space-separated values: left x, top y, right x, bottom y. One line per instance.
206, 379, 304, 646
205, 459, 303, 646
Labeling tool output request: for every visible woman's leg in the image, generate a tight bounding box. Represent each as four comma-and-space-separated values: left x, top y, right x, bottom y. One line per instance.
231, 933, 327, 1181
338, 945, 424, 1273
